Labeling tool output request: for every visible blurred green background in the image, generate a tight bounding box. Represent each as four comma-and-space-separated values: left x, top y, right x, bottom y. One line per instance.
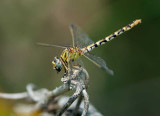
0, 0, 160, 116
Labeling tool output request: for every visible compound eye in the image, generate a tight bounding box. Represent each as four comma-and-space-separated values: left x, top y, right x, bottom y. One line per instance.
53, 57, 57, 62
56, 59, 62, 67
52, 57, 57, 66
52, 57, 62, 72
52, 61, 56, 67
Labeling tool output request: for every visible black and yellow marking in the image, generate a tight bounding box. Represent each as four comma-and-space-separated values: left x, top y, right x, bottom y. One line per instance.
59, 19, 141, 72
60, 47, 83, 70
81, 19, 141, 53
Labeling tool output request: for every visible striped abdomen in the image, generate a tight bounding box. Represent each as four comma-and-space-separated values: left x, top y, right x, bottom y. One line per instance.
81, 19, 141, 53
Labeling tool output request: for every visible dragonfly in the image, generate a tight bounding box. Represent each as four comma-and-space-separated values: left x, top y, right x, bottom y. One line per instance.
37, 19, 141, 75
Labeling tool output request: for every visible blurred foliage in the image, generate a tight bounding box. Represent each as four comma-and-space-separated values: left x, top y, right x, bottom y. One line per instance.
0, 99, 12, 116
0, 0, 160, 116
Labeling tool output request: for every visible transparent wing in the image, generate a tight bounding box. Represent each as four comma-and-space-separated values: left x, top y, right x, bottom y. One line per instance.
72, 58, 85, 68
36, 42, 71, 48
69, 24, 113, 75
84, 53, 114, 75
69, 24, 94, 48
67, 57, 85, 76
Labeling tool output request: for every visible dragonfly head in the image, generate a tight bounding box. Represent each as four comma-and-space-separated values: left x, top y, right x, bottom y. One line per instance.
52, 57, 62, 72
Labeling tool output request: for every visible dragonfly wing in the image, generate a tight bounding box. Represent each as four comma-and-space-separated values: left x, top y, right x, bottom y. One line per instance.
36, 42, 71, 48
84, 53, 114, 75
69, 24, 113, 75
72, 58, 85, 68
69, 24, 94, 48
77, 58, 85, 68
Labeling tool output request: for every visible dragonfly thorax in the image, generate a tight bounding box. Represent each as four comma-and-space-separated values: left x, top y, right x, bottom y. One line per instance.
61, 47, 83, 63
52, 47, 83, 73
